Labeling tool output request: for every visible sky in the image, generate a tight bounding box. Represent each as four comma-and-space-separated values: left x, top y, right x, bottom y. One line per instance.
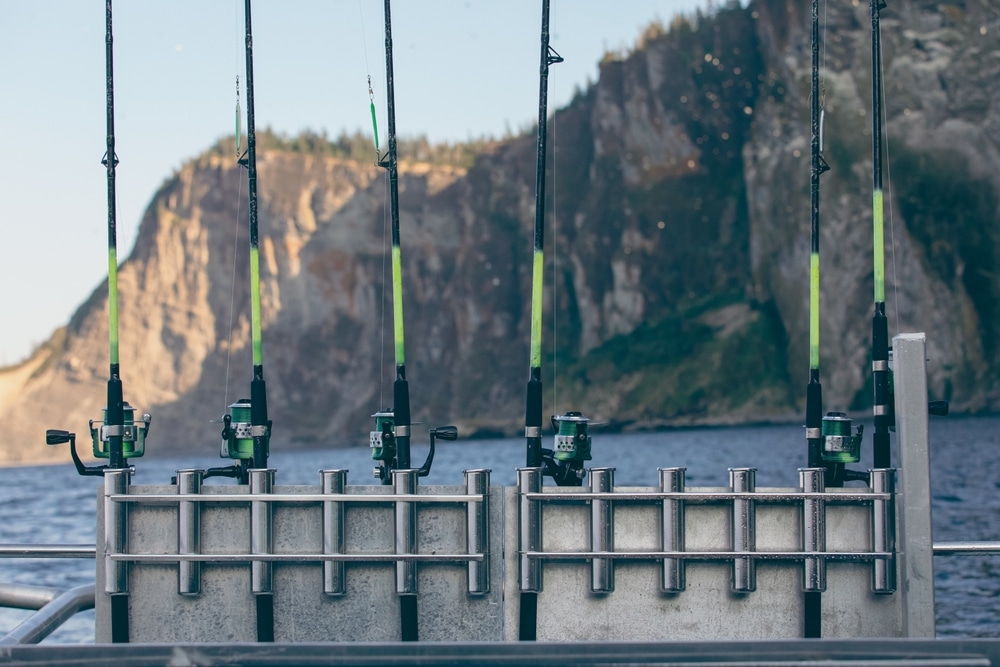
0, 0, 707, 365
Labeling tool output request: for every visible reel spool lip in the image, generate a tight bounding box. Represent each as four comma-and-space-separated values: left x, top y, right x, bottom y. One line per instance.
553, 411, 591, 424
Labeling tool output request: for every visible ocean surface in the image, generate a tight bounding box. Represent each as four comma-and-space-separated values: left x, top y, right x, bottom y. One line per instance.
1, 416, 998, 642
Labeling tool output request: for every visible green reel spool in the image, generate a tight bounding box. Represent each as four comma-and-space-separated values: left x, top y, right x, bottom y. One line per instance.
821, 411, 863, 463
221, 398, 257, 460
89, 401, 150, 459
552, 411, 593, 464
370, 409, 397, 463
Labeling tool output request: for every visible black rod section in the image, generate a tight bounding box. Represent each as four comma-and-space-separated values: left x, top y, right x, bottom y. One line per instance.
110, 596, 129, 643
400, 596, 418, 641
255, 596, 274, 642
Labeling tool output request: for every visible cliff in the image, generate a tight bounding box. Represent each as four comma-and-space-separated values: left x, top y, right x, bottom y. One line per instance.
1, 0, 997, 465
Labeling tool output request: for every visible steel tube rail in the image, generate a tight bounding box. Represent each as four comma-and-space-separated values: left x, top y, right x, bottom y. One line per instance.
934, 542, 1000, 555
1, 541, 998, 561
107, 553, 484, 563
523, 550, 893, 562
0, 545, 96, 559
107, 492, 483, 504
522, 491, 890, 503
0, 584, 95, 646
0, 584, 62, 611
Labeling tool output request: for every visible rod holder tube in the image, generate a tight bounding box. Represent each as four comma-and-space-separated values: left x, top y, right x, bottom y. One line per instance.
730, 468, 756, 593
393, 469, 419, 595
321, 469, 347, 596
659, 467, 686, 593
176, 469, 204, 596
589, 468, 615, 593
799, 468, 827, 592
250, 468, 275, 595
465, 469, 491, 595
104, 468, 131, 595
870, 468, 897, 594
518, 468, 543, 593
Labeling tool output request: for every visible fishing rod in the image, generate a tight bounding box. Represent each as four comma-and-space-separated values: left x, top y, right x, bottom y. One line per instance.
804, 0, 829, 479
47, 0, 152, 479
520, 0, 598, 643
802, 0, 850, 639
46, 0, 153, 645
373, 0, 411, 485
520, 0, 590, 490
369, 0, 454, 490
101, 0, 126, 474
226, 0, 276, 644
805, 0, 863, 490
365, 7, 454, 640
219, 0, 271, 487
375, 8, 411, 642
868, 0, 892, 470
864, 1, 949, 465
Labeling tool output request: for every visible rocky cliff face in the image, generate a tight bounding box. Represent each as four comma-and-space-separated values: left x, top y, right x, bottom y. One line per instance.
1, 0, 997, 465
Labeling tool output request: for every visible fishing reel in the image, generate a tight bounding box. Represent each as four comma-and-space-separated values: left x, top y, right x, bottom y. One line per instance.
45, 402, 150, 477
541, 411, 593, 487
370, 409, 457, 484
370, 409, 397, 481
90, 402, 151, 460
819, 412, 863, 463
209, 398, 271, 483
220, 399, 261, 460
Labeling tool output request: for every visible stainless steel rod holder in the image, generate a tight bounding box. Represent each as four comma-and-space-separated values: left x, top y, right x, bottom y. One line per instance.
590, 468, 614, 594
659, 467, 686, 593
465, 469, 491, 596
104, 468, 131, 596
176, 469, 204, 596
870, 468, 897, 594
321, 469, 347, 596
393, 469, 419, 595
730, 468, 756, 593
250, 468, 275, 595
518, 467, 543, 593
799, 468, 826, 592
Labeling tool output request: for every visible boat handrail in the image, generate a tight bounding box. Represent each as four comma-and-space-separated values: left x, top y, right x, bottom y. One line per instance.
0, 544, 95, 558
0, 538, 996, 645
2, 540, 1000, 561
0, 583, 95, 645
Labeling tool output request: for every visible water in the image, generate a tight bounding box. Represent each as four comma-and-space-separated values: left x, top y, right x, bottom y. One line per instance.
1, 417, 997, 642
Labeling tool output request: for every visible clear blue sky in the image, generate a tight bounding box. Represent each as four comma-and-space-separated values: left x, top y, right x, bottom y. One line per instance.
0, 0, 704, 365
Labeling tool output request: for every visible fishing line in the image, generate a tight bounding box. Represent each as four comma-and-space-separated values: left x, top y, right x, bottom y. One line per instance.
380, 170, 389, 407
879, 31, 901, 335
224, 166, 245, 412
357, 0, 373, 79
224, 0, 245, 413
551, 85, 559, 415
820, 0, 827, 148
822, 0, 828, 75
224, 64, 246, 412
361, 0, 389, 406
